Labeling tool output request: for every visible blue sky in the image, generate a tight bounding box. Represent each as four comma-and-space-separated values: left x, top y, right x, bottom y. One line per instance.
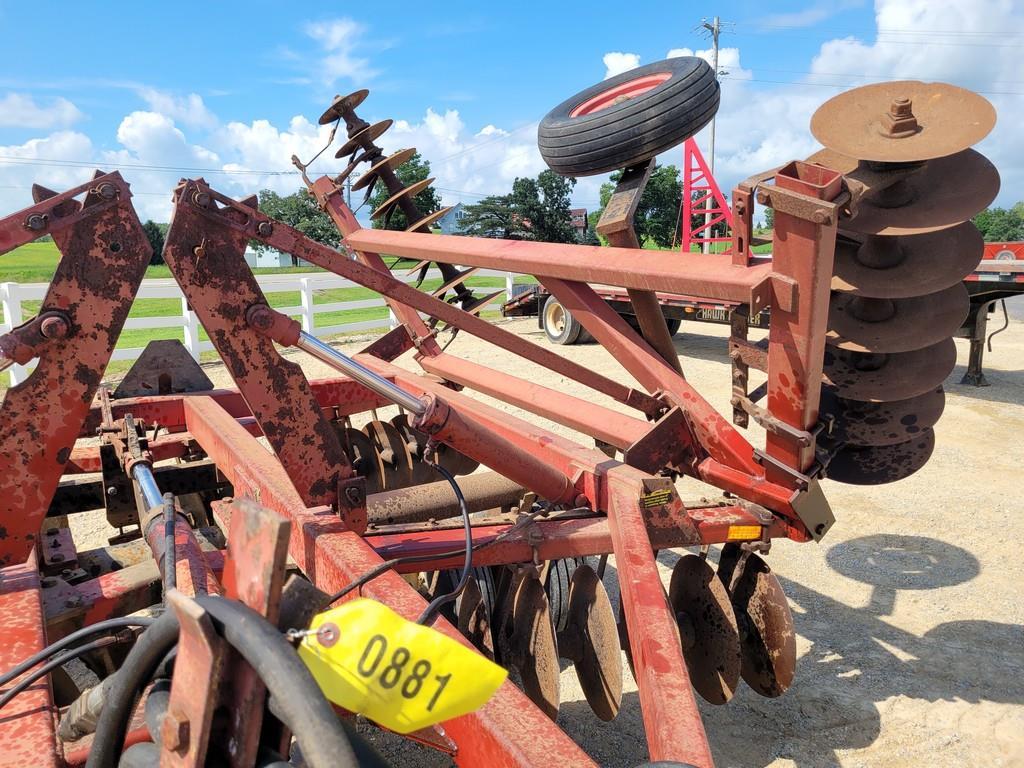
0, 0, 1020, 222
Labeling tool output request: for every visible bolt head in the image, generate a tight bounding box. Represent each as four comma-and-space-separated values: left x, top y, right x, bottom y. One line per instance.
26, 214, 47, 231
162, 711, 190, 752
107, 486, 118, 497
40, 315, 69, 340
96, 183, 117, 200
192, 190, 211, 208
257, 221, 273, 237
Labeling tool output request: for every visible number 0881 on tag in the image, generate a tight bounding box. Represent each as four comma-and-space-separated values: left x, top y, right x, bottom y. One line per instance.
297, 598, 508, 733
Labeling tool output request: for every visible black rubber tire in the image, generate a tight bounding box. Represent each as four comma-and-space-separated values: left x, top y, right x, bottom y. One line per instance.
543, 295, 582, 345
538, 57, 719, 177
622, 314, 681, 337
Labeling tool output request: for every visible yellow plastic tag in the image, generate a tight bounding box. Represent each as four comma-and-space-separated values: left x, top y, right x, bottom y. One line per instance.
297, 598, 507, 733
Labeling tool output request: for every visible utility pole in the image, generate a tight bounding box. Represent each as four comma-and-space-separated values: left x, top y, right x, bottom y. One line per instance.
700, 15, 721, 254
344, 171, 361, 208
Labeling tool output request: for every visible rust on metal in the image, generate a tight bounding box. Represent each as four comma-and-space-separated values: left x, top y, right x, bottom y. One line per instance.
810, 81, 996, 163
668, 554, 740, 705
0, 173, 150, 565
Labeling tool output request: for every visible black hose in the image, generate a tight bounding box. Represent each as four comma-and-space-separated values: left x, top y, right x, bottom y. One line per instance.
88, 598, 359, 768
0, 633, 132, 711
324, 465, 475, 618
87, 611, 181, 768
193, 597, 358, 768
0, 617, 154, 689
416, 464, 472, 625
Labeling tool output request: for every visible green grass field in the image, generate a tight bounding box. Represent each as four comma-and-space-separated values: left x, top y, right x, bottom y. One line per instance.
0, 241, 532, 380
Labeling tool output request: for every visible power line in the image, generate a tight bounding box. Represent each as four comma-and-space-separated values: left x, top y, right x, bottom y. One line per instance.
750, 22, 1020, 37
733, 24, 1024, 49
0, 155, 301, 176
719, 74, 1024, 96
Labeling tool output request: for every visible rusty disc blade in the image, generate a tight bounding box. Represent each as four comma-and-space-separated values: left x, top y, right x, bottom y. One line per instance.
456, 575, 496, 660
557, 565, 622, 721
364, 420, 415, 490
351, 147, 417, 192
406, 206, 454, 232
832, 223, 984, 298
319, 89, 370, 124
435, 440, 480, 477
717, 547, 796, 698
821, 386, 945, 447
370, 177, 435, 220
822, 338, 956, 402
505, 575, 560, 719
843, 150, 999, 236
339, 426, 384, 494
390, 414, 436, 486
827, 283, 969, 353
810, 81, 995, 163
826, 428, 935, 485
668, 554, 741, 705
335, 119, 393, 158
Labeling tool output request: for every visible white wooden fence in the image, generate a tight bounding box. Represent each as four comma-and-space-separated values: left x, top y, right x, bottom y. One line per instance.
1, 269, 514, 386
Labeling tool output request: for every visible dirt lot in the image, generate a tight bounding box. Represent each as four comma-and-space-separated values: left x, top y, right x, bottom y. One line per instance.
86, 309, 1024, 767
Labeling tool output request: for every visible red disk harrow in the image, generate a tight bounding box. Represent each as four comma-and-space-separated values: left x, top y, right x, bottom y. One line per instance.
0, 58, 998, 767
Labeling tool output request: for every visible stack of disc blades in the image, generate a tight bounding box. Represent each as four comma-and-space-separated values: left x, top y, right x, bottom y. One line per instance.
809, 81, 999, 484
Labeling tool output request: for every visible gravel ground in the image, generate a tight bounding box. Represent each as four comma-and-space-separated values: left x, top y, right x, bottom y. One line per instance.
84, 305, 1024, 768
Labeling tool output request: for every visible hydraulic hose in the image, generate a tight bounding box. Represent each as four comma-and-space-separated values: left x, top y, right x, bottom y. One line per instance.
87, 597, 358, 768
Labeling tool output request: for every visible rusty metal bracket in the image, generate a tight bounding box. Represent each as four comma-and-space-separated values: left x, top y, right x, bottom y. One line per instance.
163, 182, 364, 532
732, 394, 816, 448
163, 590, 226, 766
0, 174, 151, 565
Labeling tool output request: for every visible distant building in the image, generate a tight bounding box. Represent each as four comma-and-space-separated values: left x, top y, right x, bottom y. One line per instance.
244, 247, 308, 269
570, 208, 588, 239
436, 202, 468, 234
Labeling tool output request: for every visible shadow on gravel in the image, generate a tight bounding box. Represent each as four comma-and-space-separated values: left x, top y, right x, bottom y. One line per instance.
584, 536, 1021, 767
947, 363, 1024, 404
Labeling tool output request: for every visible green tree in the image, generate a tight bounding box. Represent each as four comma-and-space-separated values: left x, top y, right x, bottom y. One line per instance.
256, 188, 340, 266
593, 165, 683, 248
458, 194, 527, 239
763, 206, 774, 231
367, 152, 442, 231
142, 220, 165, 265
973, 203, 1024, 242
458, 170, 578, 244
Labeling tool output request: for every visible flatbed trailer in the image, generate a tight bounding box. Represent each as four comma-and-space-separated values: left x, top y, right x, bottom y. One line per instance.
503, 138, 1024, 384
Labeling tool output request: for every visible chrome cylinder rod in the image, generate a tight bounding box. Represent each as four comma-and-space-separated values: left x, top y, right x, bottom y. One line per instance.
132, 463, 164, 510
296, 331, 426, 416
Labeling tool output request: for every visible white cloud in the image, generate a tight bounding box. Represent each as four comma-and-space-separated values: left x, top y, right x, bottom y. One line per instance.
667, 47, 752, 80
304, 18, 378, 86
99, 111, 221, 219
0, 131, 97, 220
0, 93, 83, 129
602, 52, 641, 79
137, 88, 217, 130
676, 0, 1021, 212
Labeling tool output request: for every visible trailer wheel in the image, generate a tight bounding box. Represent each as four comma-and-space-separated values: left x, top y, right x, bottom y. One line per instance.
666, 318, 681, 337
543, 295, 582, 345
538, 57, 719, 176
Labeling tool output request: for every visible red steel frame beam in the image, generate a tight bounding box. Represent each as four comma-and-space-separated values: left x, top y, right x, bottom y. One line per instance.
185, 388, 714, 765
181, 179, 664, 420
342, 227, 771, 304
0, 555, 61, 768
347, 355, 716, 763
181, 395, 600, 767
